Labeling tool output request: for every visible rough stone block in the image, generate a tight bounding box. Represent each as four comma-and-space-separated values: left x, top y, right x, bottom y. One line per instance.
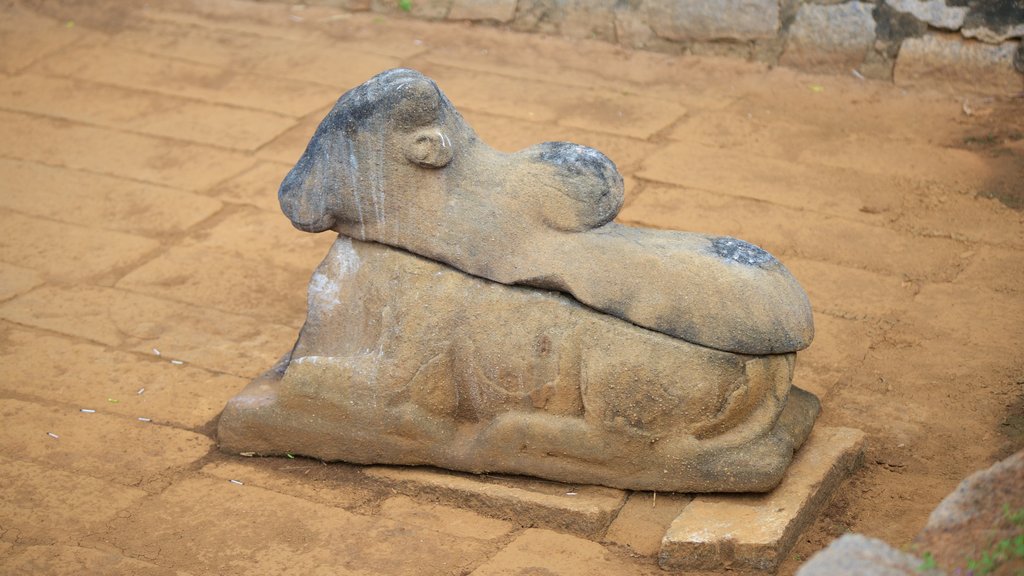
364, 466, 627, 537
448, 0, 517, 22
2, 545, 189, 576
559, 0, 618, 42
0, 158, 223, 236
659, 427, 866, 572
886, 0, 967, 30
0, 262, 43, 302
0, 110, 253, 192
782, 2, 877, 73
0, 285, 296, 378
106, 477, 491, 575
379, 495, 515, 540
470, 529, 662, 575
646, 0, 780, 42
604, 492, 693, 556
0, 323, 246, 429
0, 211, 159, 282
0, 398, 213, 492
796, 533, 934, 576
0, 456, 147, 546
895, 34, 1023, 95
914, 450, 1024, 572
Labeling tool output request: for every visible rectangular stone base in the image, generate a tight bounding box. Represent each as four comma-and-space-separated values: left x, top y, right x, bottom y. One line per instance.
363, 427, 864, 573
659, 427, 866, 572
363, 466, 628, 538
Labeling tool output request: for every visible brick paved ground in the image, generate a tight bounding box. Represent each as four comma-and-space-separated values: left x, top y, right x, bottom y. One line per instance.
1, 1, 1021, 574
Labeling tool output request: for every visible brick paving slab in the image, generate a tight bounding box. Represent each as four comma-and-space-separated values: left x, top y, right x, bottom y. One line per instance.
254, 107, 327, 164
1, 544, 192, 576
103, 476, 495, 576
666, 110, 831, 162
798, 136, 989, 185
0, 397, 213, 492
33, 44, 343, 118
0, 210, 160, 282
380, 495, 515, 540
638, 141, 904, 221
0, 159, 224, 237
783, 258, 915, 320
604, 491, 693, 556
469, 528, 662, 575
204, 161, 294, 213
0, 262, 43, 302
0, 74, 295, 151
0, 111, 253, 191
907, 283, 1024, 356
414, 62, 686, 139
201, 460, 376, 509
0, 455, 148, 545
0, 6, 83, 74
619, 184, 964, 280
460, 110, 659, 173
116, 244, 312, 327
106, 20, 404, 86
0, 285, 295, 378
365, 466, 627, 538
955, 246, 1024, 293
659, 427, 866, 572
792, 317, 874, 401
172, 205, 335, 274
890, 194, 1024, 249
0, 322, 245, 430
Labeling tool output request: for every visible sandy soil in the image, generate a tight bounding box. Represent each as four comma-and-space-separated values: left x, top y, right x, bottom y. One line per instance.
0, 1, 1022, 574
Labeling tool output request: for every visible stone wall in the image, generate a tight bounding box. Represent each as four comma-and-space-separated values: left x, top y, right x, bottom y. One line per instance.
303, 0, 1024, 94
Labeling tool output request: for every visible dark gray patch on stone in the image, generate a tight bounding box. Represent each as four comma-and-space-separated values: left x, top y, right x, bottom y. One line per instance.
960, 0, 1024, 31
710, 237, 776, 267
535, 141, 617, 188
874, 2, 928, 57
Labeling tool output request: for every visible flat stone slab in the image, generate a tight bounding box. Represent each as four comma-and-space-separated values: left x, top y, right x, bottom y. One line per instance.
660, 426, 866, 572
363, 465, 628, 538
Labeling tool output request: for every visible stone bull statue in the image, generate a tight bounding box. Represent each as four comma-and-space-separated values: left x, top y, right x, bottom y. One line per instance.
218, 69, 820, 492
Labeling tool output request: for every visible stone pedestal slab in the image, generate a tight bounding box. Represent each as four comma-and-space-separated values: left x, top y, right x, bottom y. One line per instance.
659, 427, 866, 572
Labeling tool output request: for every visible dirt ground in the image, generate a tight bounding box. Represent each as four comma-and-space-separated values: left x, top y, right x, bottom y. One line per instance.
0, 0, 1022, 574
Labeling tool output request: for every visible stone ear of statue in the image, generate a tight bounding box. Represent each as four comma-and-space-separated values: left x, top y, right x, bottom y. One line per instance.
404, 128, 454, 168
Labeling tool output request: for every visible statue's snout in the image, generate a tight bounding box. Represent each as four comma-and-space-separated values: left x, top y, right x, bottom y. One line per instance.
279, 153, 337, 233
